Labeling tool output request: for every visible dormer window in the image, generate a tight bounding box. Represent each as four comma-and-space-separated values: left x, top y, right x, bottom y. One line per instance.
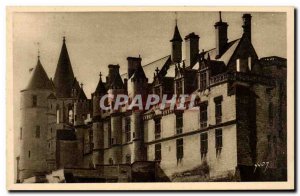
199, 72, 207, 91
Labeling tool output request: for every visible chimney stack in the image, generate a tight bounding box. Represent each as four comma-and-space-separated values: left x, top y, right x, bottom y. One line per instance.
185, 32, 199, 67
242, 13, 252, 42
214, 12, 228, 58
127, 56, 142, 79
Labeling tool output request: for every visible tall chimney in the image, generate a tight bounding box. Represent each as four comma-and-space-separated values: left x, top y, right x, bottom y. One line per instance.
107, 64, 120, 85
242, 13, 252, 42
214, 12, 228, 58
185, 32, 199, 67
127, 56, 142, 79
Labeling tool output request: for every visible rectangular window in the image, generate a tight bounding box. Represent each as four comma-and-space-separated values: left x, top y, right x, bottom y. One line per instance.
28, 150, 31, 158
214, 96, 223, 124
215, 129, 223, 156
200, 102, 208, 128
154, 118, 161, 139
32, 95, 37, 107
155, 143, 162, 161
200, 132, 208, 159
20, 127, 22, 140
176, 138, 184, 161
125, 117, 131, 142
200, 72, 207, 91
176, 113, 183, 134
35, 126, 40, 138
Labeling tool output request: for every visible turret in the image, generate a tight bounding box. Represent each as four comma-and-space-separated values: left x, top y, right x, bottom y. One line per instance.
170, 22, 183, 63
126, 56, 148, 163
107, 64, 125, 164
91, 72, 106, 166
127, 56, 148, 98
19, 55, 53, 181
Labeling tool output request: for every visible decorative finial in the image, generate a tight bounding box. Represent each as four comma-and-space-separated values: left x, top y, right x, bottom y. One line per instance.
80, 82, 83, 88
63, 36, 66, 43
155, 67, 160, 74
175, 12, 178, 25
99, 72, 102, 81
219, 11, 222, 22
37, 42, 40, 60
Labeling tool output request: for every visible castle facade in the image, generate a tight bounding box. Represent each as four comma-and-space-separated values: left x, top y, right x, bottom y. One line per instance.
18, 12, 287, 182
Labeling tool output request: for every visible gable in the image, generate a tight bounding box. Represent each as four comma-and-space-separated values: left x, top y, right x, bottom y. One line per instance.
227, 35, 258, 71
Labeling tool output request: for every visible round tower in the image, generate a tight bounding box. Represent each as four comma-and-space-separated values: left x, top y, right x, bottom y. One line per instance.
91, 72, 106, 166
107, 64, 125, 164
127, 57, 148, 162
19, 56, 53, 181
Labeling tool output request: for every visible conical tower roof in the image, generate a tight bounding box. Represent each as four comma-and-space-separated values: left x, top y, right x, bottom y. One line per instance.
94, 72, 107, 96
77, 84, 87, 100
23, 57, 53, 91
53, 37, 75, 98
170, 24, 183, 42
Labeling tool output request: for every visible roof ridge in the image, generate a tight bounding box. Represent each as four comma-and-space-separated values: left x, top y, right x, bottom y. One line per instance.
142, 55, 171, 67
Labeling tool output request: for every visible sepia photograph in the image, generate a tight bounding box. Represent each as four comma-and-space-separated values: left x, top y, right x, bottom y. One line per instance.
6, 6, 294, 190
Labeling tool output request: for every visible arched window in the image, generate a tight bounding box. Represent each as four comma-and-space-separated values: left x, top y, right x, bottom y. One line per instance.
68, 104, 73, 124
56, 104, 60, 124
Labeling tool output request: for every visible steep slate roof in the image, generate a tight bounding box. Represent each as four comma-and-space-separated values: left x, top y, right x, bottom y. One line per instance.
94, 73, 107, 95
121, 55, 171, 83
130, 62, 147, 80
201, 38, 241, 66
53, 37, 75, 98
23, 57, 53, 91
77, 87, 87, 100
